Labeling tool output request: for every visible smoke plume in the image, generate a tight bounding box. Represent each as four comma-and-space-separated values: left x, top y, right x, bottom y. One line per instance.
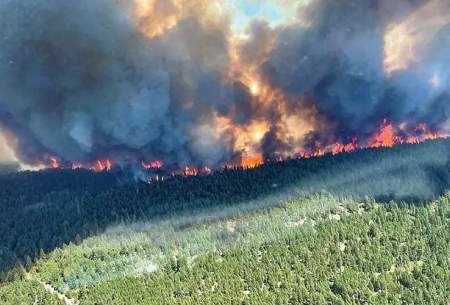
0, 0, 449, 169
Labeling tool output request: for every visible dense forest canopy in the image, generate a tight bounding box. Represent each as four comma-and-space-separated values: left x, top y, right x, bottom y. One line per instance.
0, 139, 449, 304
1, 139, 450, 273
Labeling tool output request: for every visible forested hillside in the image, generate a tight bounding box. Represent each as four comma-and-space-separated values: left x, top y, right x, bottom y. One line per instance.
1, 188, 449, 304
0, 140, 450, 304
56, 195, 450, 305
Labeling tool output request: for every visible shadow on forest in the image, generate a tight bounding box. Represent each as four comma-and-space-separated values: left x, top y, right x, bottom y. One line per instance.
1, 139, 450, 278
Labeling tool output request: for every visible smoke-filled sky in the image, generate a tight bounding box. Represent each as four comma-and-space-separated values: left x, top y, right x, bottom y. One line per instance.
1, 0, 449, 169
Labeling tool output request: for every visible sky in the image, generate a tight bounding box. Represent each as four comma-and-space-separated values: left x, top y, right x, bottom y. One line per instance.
226, 0, 300, 32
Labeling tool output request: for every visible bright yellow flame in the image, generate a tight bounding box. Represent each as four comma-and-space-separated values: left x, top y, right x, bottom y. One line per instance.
277, 112, 315, 152
236, 121, 270, 153
249, 80, 260, 96
223, 23, 320, 158
131, 0, 334, 160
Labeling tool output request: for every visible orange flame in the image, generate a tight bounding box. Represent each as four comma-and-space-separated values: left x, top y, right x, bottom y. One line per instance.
331, 139, 359, 155
142, 160, 164, 170
90, 159, 113, 172
369, 119, 397, 148
180, 165, 213, 176
183, 167, 198, 176
48, 120, 448, 176
239, 153, 264, 168
295, 120, 448, 160
49, 157, 60, 169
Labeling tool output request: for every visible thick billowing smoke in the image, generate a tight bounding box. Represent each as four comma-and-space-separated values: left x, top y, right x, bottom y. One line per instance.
0, 0, 449, 169
260, 0, 450, 138
0, 0, 248, 167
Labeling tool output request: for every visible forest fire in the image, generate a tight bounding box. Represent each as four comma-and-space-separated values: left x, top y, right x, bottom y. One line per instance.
367, 120, 449, 148
141, 160, 164, 170
2, 0, 450, 177
368, 120, 397, 148
49, 159, 114, 172
182, 166, 213, 176
49, 157, 60, 169
298, 121, 449, 159
45, 120, 449, 176
182, 167, 198, 176
91, 159, 113, 172
239, 154, 265, 168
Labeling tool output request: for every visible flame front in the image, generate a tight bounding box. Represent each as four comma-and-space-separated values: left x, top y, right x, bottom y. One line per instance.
49, 157, 61, 169
141, 160, 164, 170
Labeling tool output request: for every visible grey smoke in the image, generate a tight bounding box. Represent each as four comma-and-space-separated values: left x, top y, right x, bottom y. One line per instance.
0, 0, 450, 167
0, 0, 249, 167
260, 0, 450, 138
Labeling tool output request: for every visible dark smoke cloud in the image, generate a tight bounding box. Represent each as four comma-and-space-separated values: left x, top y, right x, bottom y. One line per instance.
239, 20, 276, 67
1, 0, 450, 168
0, 0, 250, 167
261, 0, 450, 137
